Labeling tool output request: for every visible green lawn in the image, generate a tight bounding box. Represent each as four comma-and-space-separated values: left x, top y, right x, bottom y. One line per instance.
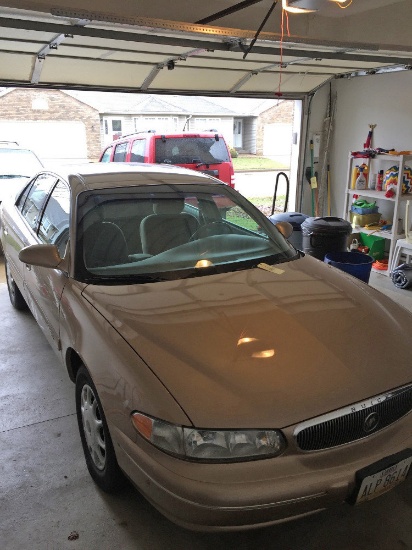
232, 156, 289, 171
246, 196, 287, 216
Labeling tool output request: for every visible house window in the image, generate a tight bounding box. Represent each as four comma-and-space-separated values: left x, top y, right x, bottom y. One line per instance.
103, 118, 123, 140
193, 118, 221, 132
134, 117, 178, 133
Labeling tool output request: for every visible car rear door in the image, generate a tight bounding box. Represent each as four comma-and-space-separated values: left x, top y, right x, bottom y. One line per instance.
2, 174, 54, 296
22, 179, 71, 352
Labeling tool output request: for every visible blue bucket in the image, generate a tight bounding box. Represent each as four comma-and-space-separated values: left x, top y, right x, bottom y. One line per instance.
324, 251, 374, 283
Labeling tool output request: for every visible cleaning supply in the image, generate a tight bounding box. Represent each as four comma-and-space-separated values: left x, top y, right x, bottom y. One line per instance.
351, 163, 369, 189
355, 167, 367, 190
351, 165, 359, 189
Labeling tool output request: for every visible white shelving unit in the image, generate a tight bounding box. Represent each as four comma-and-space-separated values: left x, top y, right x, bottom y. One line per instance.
343, 153, 412, 275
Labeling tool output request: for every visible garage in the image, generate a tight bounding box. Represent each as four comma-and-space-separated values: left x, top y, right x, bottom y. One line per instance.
0, 120, 88, 162
1, 1, 412, 547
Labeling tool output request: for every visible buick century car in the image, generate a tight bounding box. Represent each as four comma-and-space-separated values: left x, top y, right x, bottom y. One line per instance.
1, 163, 411, 531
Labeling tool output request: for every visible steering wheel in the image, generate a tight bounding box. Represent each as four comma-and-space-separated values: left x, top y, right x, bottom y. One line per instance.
190, 221, 233, 241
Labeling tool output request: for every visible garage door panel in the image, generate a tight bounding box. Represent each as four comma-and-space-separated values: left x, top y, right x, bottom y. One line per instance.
153, 66, 244, 92
0, 52, 34, 80
241, 71, 332, 94
55, 46, 170, 65
40, 56, 152, 87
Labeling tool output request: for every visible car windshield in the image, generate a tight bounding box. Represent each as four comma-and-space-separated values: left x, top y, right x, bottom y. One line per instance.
75, 183, 297, 284
0, 148, 43, 178
155, 137, 229, 165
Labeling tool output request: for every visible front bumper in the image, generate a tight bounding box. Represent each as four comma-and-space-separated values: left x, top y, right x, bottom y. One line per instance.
111, 412, 412, 531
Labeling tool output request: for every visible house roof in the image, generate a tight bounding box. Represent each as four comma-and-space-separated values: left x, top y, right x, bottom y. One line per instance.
65, 90, 253, 116
0, 86, 281, 117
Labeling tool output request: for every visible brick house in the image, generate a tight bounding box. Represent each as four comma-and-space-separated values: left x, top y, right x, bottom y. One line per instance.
0, 88, 101, 163
0, 88, 295, 164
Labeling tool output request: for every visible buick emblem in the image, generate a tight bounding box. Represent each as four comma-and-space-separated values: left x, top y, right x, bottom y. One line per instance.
363, 412, 380, 433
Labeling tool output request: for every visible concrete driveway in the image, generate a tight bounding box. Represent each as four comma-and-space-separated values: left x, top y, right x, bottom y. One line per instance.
235, 170, 289, 199
0, 256, 412, 550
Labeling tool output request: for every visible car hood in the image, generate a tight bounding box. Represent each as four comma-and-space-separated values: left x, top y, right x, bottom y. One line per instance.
82, 256, 412, 428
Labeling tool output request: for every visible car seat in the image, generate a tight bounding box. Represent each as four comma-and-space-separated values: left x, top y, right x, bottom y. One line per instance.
140, 199, 199, 255
83, 221, 129, 267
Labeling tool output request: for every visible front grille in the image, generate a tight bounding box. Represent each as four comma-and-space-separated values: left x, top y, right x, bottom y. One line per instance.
294, 384, 412, 451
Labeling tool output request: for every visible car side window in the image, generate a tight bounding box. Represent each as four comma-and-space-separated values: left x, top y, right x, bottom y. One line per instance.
38, 180, 70, 256
130, 139, 146, 162
20, 173, 57, 231
113, 142, 127, 162
17, 181, 35, 211
100, 146, 113, 162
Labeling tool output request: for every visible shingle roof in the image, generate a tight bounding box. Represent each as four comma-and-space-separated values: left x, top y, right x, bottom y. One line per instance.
64, 90, 279, 116
65, 91, 233, 115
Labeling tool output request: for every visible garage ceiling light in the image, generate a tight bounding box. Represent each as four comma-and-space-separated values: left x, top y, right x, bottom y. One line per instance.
283, 0, 350, 12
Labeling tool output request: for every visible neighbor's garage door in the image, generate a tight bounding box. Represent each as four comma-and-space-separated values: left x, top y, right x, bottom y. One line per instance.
0, 121, 88, 164
263, 122, 293, 168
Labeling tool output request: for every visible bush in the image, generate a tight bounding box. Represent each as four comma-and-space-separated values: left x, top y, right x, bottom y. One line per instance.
229, 147, 238, 158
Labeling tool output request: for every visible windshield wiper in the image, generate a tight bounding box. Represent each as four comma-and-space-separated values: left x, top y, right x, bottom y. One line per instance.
84, 273, 169, 284
196, 161, 223, 168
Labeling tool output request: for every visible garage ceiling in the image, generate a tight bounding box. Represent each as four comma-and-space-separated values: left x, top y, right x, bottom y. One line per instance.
0, 0, 411, 98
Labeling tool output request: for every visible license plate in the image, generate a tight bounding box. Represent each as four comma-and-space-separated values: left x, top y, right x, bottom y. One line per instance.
354, 454, 412, 504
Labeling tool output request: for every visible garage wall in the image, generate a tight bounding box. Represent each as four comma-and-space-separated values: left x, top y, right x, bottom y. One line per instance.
302, 71, 412, 220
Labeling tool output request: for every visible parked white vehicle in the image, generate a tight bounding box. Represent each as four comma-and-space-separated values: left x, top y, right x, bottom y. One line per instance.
0, 141, 44, 205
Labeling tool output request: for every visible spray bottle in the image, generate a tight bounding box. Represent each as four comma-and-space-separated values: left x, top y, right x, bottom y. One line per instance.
355, 167, 367, 190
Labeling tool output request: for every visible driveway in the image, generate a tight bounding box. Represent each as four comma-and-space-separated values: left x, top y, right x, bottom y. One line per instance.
234, 170, 290, 199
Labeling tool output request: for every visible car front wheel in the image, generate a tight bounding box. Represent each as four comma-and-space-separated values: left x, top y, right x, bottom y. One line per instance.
5, 258, 27, 310
75, 366, 125, 492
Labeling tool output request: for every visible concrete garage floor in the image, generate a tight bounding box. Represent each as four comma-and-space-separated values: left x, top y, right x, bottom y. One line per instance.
0, 255, 412, 550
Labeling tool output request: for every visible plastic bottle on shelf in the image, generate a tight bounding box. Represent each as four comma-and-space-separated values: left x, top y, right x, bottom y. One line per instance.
351, 165, 359, 189
376, 170, 384, 191
355, 167, 367, 190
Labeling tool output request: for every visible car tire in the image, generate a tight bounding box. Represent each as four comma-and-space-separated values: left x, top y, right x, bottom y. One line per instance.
75, 365, 125, 493
5, 258, 27, 310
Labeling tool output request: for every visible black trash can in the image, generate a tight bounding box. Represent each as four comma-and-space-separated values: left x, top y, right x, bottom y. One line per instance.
301, 216, 352, 260
268, 212, 308, 249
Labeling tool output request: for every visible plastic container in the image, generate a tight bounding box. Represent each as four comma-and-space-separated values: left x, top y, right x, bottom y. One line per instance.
268, 212, 308, 249
355, 167, 367, 190
376, 170, 384, 191
301, 216, 352, 260
350, 212, 381, 227
359, 232, 386, 260
324, 251, 374, 283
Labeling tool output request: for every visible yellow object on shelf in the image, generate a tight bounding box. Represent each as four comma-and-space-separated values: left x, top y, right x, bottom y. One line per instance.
351, 163, 369, 189
350, 212, 381, 227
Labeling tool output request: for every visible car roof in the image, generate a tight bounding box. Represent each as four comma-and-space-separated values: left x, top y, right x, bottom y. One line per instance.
44, 162, 225, 194
108, 131, 224, 144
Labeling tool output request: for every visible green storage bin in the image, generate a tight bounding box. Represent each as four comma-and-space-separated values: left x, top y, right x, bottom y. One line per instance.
359, 232, 386, 260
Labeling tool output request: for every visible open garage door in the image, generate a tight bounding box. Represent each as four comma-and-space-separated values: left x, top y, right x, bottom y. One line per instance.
0, 121, 88, 164
0, 1, 411, 98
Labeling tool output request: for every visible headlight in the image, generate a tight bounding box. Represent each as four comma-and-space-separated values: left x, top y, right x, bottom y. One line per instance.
131, 412, 286, 462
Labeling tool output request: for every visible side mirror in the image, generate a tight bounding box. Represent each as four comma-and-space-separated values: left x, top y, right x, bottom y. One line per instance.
19, 244, 63, 269
275, 221, 293, 240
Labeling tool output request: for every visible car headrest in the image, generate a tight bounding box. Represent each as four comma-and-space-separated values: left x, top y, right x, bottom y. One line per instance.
153, 199, 185, 215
